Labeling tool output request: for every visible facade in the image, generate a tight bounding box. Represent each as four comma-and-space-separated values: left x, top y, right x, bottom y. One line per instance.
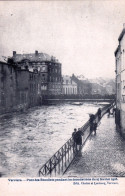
62, 75, 77, 95
47, 56, 62, 95
0, 59, 16, 114
115, 24, 125, 137
29, 71, 40, 107
16, 69, 29, 110
0, 51, 62, 114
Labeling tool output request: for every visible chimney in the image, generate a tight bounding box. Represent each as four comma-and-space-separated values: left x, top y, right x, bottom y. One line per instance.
35, 50, 38, 56
13, 51, 16, 56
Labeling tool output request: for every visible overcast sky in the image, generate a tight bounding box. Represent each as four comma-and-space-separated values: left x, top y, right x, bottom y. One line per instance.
0, 1, 125, 79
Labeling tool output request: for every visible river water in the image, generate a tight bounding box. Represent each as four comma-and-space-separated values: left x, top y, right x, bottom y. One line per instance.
0, 102, 105, 177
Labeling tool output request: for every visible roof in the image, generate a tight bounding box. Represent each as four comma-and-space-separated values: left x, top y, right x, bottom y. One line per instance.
12, 53, 51, 63
11, 52, 60, 63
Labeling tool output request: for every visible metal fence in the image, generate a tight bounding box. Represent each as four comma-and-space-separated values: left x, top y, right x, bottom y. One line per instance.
39, 101, 115, 177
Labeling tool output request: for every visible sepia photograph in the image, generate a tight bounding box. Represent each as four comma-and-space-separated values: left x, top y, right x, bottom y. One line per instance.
0, 0, 125, 195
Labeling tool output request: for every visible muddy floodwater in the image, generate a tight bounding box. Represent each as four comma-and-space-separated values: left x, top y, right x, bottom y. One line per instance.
0, 102, 105, 177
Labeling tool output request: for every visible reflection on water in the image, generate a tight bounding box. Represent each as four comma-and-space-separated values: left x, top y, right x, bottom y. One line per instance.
0, 102, 102, 177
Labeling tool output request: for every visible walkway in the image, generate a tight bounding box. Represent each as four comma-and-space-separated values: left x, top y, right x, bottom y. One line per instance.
64, 114, 125, 177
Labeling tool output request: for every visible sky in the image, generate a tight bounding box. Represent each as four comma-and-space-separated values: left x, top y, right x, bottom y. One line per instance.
0, 1, 125, 79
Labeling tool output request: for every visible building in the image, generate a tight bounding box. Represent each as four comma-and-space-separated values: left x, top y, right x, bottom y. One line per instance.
115, 24, 125, 137
16, 69, 29, 110
0, 50, 62, 114
8, 51, 62, 96
47, 56, 62, 95
62, 75, 77, 95
89, 78, 115, 96
71, 74, 92, 95
29, 70, 40, 107
0, 58, 16, 114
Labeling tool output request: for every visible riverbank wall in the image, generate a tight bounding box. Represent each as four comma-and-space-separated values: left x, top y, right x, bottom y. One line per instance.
43, 98, 114, 105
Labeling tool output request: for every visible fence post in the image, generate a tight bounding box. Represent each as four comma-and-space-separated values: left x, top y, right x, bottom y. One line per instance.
62, 147, 63, 172
49, 159, 52, 177
68, 141, 70, 163
58, 158, 60, 175
65, 144, 67, 168
45, 164, 47, 176
54, 155, 56, 176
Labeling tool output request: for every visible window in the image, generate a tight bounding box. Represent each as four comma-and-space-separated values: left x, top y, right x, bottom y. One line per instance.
42, 66, 46, 71
41, 85, 47, 90
122, 95, 125, 102
1, 77, 4, 82
66, 80, 68, 85
2, 94, 6, 106
30, 74, 33, 80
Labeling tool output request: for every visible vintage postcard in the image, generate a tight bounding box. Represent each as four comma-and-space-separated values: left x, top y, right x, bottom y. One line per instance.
0, 0, 125, 195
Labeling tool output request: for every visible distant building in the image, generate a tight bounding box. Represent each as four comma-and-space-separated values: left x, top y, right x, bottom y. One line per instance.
105, 83, 115, 95
91, 83, 106, 95
71, 74, 92, 95
114, 24, 125, 137
62, 75, 77, 95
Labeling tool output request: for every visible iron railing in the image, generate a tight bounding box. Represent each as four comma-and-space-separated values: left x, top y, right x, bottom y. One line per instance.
39, 101, 115, 177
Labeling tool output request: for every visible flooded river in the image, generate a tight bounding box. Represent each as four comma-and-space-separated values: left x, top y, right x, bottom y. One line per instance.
0, 102, 105, 177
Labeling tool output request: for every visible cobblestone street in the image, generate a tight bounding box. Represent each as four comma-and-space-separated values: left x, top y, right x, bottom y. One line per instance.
65, 114, 125, 177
